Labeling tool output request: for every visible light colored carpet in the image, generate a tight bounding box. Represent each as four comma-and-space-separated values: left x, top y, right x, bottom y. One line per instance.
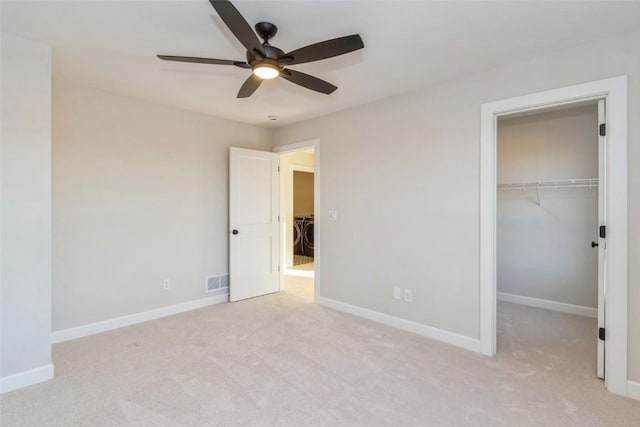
1, 278, 639, 426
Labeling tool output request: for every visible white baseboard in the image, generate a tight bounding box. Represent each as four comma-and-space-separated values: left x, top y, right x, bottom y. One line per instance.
52, 293, 229, 344
628, 380, 640, 401
317, 297, 480, 353
497, 292, 597, 318
0, 364, 54, 395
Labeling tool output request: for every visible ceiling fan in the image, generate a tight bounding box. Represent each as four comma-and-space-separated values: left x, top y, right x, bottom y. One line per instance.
157, 0, 364, 98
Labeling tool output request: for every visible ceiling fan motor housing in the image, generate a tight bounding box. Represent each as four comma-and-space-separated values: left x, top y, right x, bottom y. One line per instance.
248, 44, 285, 64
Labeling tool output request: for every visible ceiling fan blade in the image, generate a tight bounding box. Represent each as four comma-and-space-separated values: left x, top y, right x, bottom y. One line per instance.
280, 69, 337, 95
283, 34, 364, 65
237, 74, 262, 98
157, 55, 250, 68
209, 0, 264, 57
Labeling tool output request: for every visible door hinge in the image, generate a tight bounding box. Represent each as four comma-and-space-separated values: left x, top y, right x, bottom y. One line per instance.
599, 327, 606, 341
599, 123, 606, 136
278, 166, 280, 172
599, 225, 606, 238
278, 265, 280, 272
278, 215, 280, 222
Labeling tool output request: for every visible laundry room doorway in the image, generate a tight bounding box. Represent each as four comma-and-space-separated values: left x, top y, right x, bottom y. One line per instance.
290, 168, 315, 273
275, 140, 320, 302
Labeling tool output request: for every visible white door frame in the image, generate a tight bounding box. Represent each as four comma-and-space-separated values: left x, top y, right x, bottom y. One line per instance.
273, 139, 321, 302
479, 76, 628, 396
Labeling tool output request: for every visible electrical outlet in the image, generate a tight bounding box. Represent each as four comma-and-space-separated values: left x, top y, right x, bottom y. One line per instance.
404, 289, 413, 303
163, 279, 171, 290
393, 287, 402, 300
328, 209, 338, 221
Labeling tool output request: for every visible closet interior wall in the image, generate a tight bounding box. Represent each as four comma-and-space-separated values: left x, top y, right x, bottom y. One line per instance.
496, 104, 599, 309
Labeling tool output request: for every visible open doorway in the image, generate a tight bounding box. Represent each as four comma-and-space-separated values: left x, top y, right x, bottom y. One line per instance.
275, 142, 319, 302
290, 167, 315, 275
496, 102, 604, 381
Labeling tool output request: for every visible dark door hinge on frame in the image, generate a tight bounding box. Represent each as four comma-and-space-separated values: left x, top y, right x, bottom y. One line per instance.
599, 123, 606, 136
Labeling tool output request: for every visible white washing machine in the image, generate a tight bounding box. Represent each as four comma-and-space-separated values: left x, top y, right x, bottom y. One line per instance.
293, 217, 305, 255
302, 216, 314, 257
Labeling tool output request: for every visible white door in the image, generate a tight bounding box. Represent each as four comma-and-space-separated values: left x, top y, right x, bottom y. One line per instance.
596, 99, 606, 379
229, 147, 280, 302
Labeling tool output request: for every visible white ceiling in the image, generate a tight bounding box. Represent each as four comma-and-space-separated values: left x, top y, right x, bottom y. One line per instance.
2, 1, 640, 127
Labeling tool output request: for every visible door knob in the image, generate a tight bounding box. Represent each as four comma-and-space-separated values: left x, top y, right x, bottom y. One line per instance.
232, 229, 239, 235
591, 241, 599, 248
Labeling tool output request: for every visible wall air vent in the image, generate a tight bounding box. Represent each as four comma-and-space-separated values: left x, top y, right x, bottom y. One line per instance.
205, 274, 230, 293
220, 274, 229, 289
205, 276, 220, 293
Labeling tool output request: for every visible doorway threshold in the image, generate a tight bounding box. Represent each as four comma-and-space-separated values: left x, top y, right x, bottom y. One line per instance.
285, 268, 314, 278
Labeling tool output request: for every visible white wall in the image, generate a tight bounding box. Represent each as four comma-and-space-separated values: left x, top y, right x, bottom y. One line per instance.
293, 171, 314, 217
273, 30, 640, 381
0, 35, 53, 390
52, 81, 271, 331
497, 106, 599, 308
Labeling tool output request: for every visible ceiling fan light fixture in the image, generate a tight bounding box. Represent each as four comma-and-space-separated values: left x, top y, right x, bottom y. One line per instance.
253, 63, 280, 80
252, 62, 280, 79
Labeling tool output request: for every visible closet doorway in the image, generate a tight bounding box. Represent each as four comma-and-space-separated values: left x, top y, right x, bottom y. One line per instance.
496, 102, 604, 378
479, 76, 628, 396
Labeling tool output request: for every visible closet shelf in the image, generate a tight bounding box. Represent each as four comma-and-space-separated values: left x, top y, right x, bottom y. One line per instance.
497, 178, 598, 191
497, 178, 598, 207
